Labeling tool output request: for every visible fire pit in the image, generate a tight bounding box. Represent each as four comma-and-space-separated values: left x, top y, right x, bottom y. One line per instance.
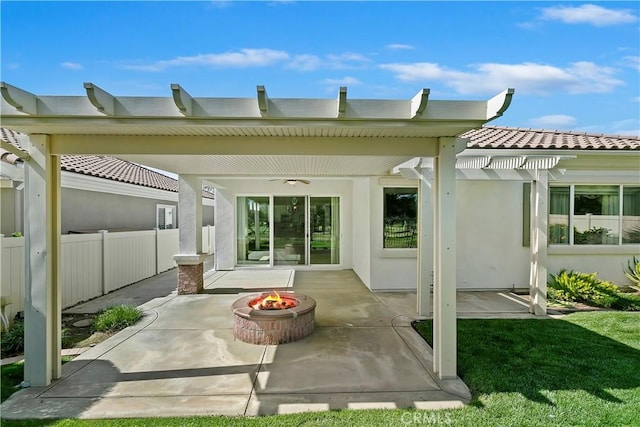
232, 291, 316, 345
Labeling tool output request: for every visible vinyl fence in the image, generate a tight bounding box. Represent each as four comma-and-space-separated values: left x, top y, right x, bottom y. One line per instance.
0, 226, 214, 329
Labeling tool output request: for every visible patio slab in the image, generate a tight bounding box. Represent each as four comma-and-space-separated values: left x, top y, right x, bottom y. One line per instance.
2, 269, 477, 420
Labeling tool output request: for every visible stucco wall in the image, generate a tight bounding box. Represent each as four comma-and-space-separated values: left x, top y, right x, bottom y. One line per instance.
456, 180, 531, 290
367, 177, 419, 291
61, 188, 213, 234
351, 178, 371, 287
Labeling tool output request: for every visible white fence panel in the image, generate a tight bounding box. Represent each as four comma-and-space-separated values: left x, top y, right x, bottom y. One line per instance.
104, 231, 156, 293
0, 236, 25, 328
61, 234, 103, 309
157, 229, 179, 273
202, 225, 215, 255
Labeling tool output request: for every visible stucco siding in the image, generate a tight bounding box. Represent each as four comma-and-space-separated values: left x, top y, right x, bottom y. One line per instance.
456, 180, 531, 290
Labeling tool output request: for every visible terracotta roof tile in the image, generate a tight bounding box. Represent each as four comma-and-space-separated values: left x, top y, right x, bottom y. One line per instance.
1, 128, 213, 198
462, 126, 640, 150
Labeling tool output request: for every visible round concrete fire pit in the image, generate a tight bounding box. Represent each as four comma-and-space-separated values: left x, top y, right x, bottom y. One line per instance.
231, 292, 316, 345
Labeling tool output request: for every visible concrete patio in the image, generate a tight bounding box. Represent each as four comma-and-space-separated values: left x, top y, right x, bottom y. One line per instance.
1, 269, 533, 420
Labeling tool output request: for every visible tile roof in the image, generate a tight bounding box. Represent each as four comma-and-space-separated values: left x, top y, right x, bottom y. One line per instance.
1, 128, 214, 198
463, 126, 640, 150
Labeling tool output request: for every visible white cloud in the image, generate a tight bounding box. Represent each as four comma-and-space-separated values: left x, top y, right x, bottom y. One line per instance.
529, 114, 577, 128
379, 61, 624, 95
123, 49, 290, 72
61, 62, 83, 70
322, 76, 362, 86
287, 52, 372, 71
288, 54, 322, 71
386, 44, 414, 50
623, 55, 640, 71
540, 4, 638, 27
611, 118, 640, 136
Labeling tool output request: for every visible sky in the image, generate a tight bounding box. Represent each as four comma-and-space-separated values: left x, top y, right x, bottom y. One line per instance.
1, 1, 639, 136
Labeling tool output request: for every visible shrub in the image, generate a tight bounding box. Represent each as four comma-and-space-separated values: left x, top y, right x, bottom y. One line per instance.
93, 305, 143, 333
0, 320, 24, 357
548, 269, 619, 308
624, 256, 640, 289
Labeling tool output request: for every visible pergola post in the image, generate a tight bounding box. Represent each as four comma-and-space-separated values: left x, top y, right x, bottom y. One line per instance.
529, 170, 548, 315
432, 137, 458, 379
23, 134, 61, 386
417, 164, 434, 316
174, 174, 205, 294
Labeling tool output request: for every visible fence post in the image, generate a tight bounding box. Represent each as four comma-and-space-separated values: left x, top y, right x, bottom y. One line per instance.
155, 228, 160, 275
99, 230, 108, 295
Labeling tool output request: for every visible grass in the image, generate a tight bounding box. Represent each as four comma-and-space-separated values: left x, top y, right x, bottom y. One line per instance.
1, 312, 638, 426
92, 305, 144, 333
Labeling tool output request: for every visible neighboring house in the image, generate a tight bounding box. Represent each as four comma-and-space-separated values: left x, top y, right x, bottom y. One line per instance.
0, 128, 214, 236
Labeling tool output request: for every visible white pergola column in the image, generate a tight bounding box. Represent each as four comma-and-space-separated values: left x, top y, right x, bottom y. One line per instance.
529, 170, 548, 315
417, 164, 434, 316
432, 137, 458, 379
174, 174, 206, 294
23, 134, 62, 386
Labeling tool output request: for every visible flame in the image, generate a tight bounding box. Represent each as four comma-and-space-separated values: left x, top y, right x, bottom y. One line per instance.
252, 290, 285, 310
262, 290, 281, 304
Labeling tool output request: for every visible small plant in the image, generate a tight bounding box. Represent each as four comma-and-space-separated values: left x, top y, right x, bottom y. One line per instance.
548, 269, 619, 308
93, 305, 143, 333
574, 226, 611, 245
0, 319, 24, 357
623, 256, 640, 289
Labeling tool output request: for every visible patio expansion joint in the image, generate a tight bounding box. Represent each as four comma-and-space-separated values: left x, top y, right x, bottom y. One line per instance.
244, 343, 270, 416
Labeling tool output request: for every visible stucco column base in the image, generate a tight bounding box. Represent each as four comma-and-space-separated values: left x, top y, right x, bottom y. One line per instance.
174, 254, 208, 294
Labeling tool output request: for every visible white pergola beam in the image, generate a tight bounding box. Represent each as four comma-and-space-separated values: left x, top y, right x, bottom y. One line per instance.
171, 83, 193, 116
84, 82, 115, 116
257, 85, 268, 117
486, 88, 515, 121
417, 164, 434, 316
411, 88, 430, 119
23, 134, 62, 386
337, 87, 347, 118
433, 137, 458, 379
529, 170, 548, 315
0, 82, 37, 115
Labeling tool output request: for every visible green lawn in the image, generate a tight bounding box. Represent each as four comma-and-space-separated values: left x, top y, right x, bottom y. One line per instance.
2, 312, 638, 426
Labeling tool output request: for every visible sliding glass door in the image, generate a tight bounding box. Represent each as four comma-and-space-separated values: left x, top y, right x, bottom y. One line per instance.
237, 195, 340, 266
310, 197, 340, 265
236, 196, 271, 265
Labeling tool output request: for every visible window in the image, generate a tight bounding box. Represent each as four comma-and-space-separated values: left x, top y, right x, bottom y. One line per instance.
383, 187, 418, 248
549, 185, 640, 245
157, 204, 176, 229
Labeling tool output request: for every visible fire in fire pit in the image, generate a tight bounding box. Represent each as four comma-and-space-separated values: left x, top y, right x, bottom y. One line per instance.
250, 290, 298, 310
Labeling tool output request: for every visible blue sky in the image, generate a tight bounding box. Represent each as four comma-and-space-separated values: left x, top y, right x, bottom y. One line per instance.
1, 1, 639, 135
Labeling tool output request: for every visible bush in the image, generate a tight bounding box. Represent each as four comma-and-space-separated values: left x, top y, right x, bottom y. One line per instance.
548, 269, 619, 308
93, 305, 143, 333
624, 256, 640, 289
0, 320, 24, 357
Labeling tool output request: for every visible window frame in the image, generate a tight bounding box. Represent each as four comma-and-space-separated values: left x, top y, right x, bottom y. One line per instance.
156, 204, 176, 230
547, 184, 639, 246
382, 186, 419, 250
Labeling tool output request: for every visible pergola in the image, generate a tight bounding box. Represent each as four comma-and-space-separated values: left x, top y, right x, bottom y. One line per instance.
1, 81, 516, 387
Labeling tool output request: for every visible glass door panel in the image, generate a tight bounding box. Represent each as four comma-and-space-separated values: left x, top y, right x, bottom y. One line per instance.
310, 197, 340, 265
236, 196, 270, 265
273, 196, 306, 265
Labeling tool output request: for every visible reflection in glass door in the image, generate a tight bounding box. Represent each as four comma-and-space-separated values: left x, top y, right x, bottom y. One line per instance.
236, 196, 271, 265
273, 196, 306, 265
310, 197, 340, 265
